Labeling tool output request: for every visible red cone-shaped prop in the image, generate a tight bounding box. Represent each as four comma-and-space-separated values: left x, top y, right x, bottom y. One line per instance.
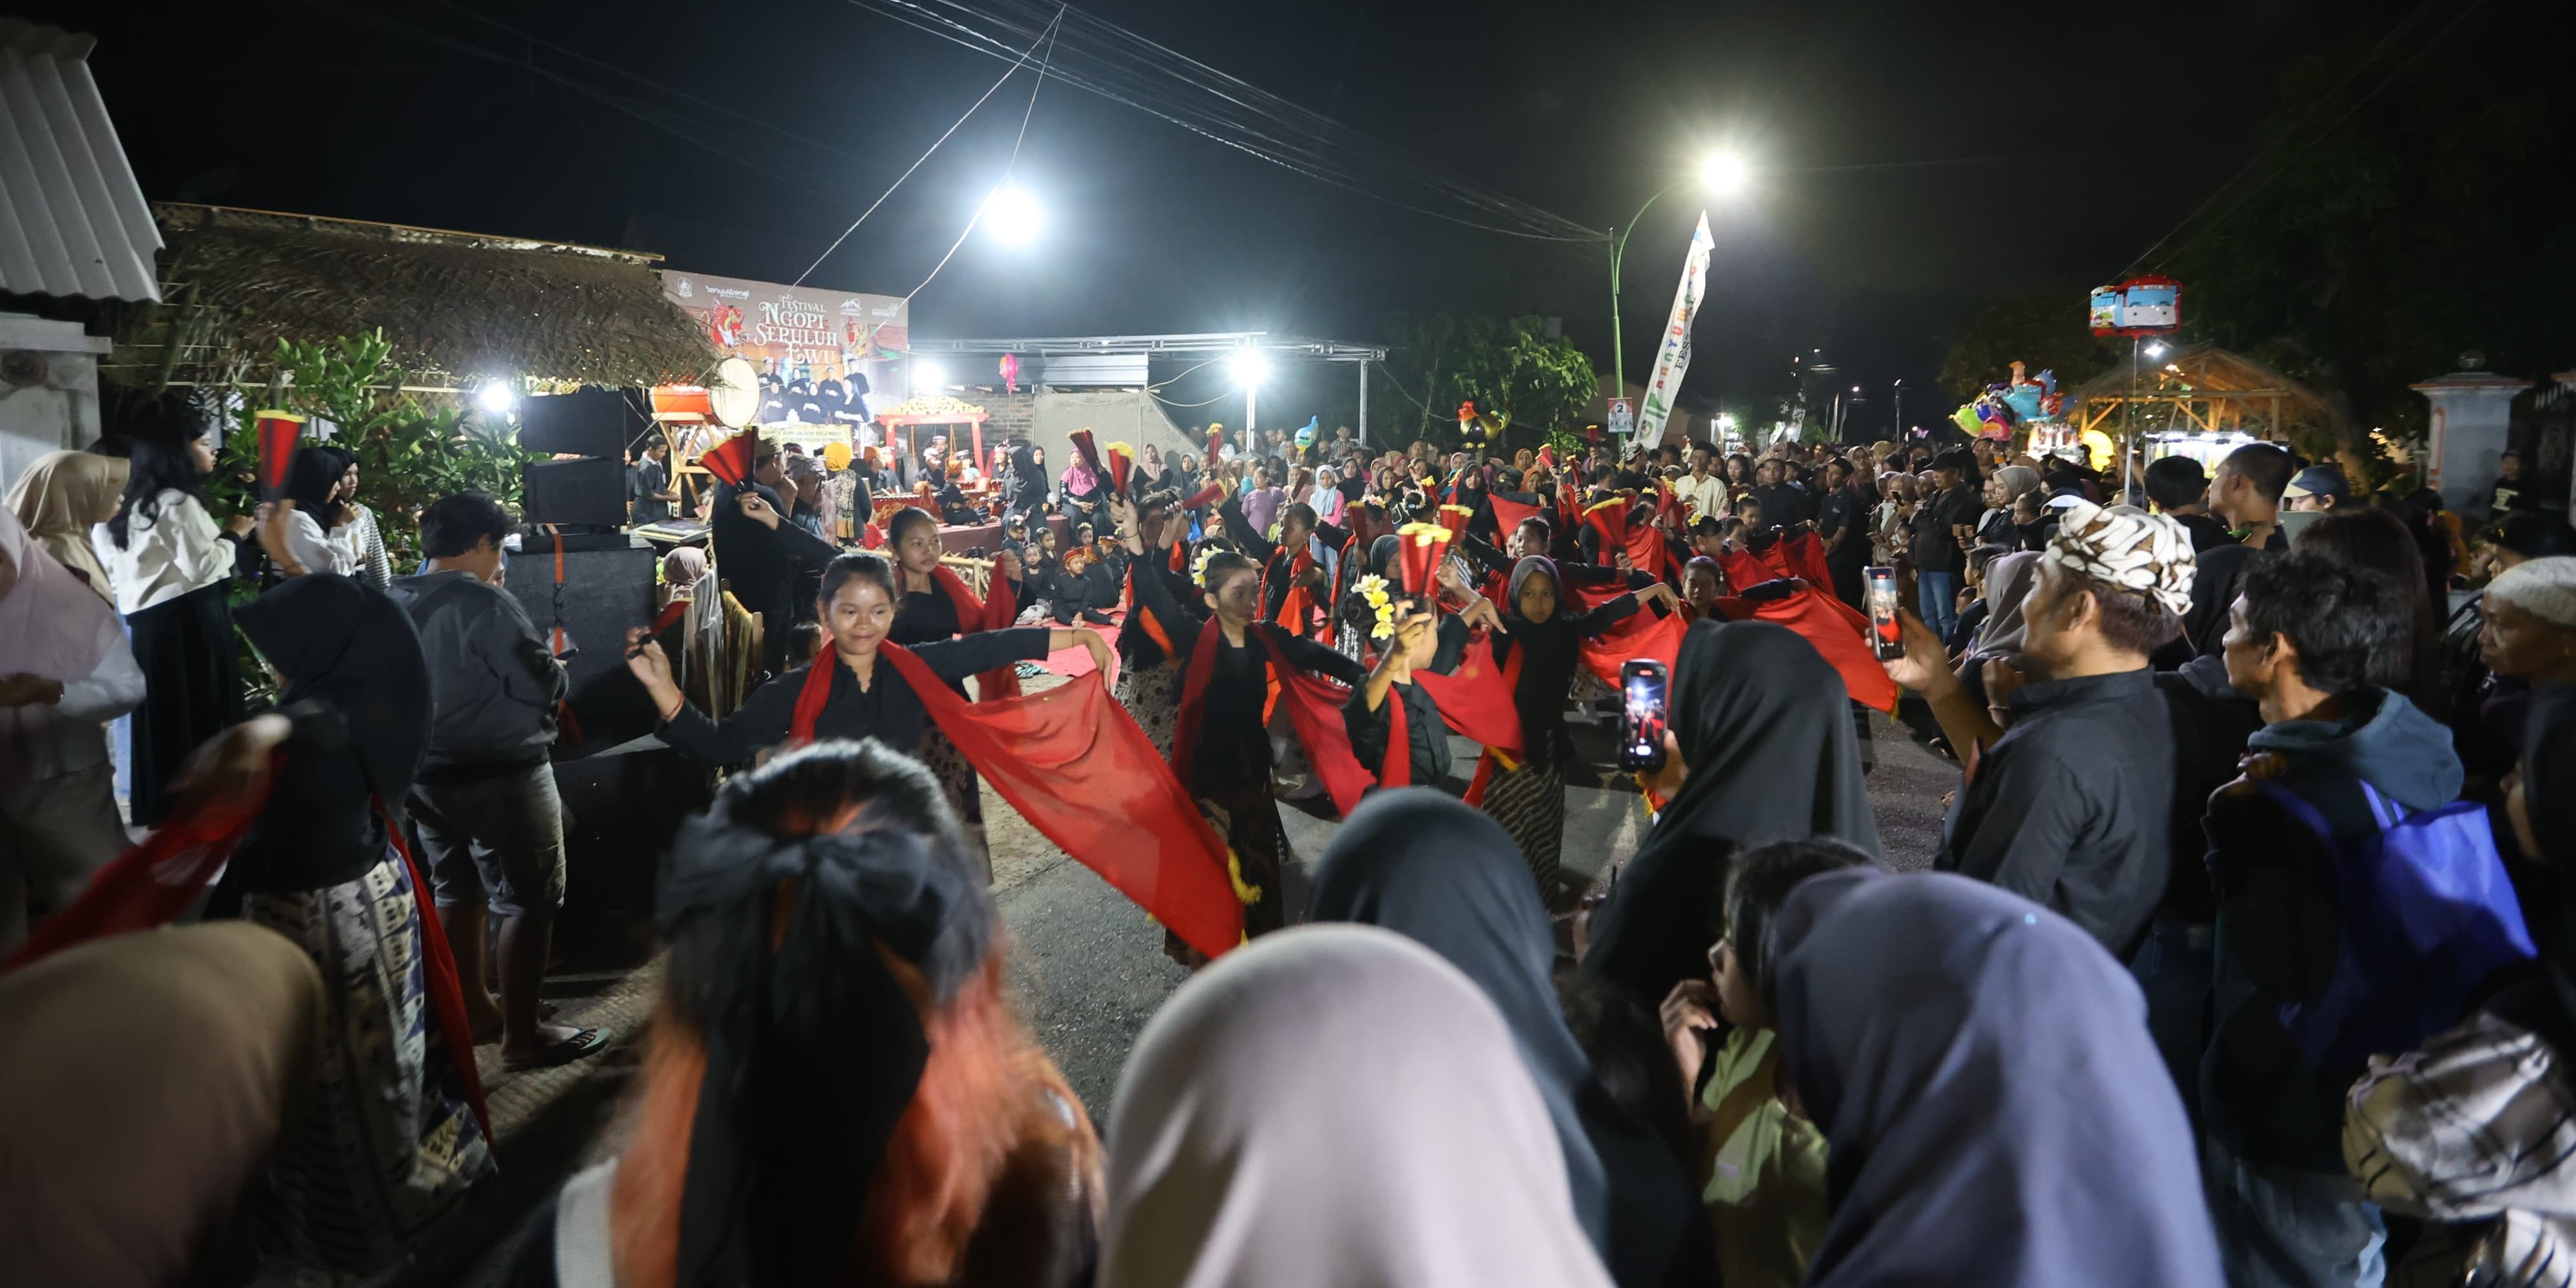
701, 429, 760, 486
1182, 480, 1225, 511
1397, 521, 1452, 602
1105, 441, 1135, 495
1583, 495, 1630, 548
1437, 504, 1475, 543
254, 411, 305, 500
1066, 427, 1106, 482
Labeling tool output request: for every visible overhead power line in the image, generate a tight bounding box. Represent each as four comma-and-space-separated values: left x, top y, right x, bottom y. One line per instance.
796, 5, 1066, 286
837, 0, 1608, 245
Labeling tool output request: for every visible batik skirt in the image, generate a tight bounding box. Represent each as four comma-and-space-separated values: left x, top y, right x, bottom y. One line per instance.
238, 850, 494, 1274
1114, 660, 1185, 761
1481, 758, 1570, 910
918, 726, 993, 885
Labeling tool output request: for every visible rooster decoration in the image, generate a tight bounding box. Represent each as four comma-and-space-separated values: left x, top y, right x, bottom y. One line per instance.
1456, 398, 1508, 455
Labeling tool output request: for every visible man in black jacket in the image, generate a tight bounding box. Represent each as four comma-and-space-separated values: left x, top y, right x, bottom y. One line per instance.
711, 445, 837, 676
1889, 499, 2198, 957
2200, 552, 2456, 1288
1909, 447, 1983, 641
389, 492, 603, 1069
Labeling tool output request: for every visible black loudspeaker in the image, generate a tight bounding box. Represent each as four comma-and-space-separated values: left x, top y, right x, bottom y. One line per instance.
504, 538, 655, 702
552, 742, 711, 924
517, 387, 642, 458
522, 457, 626, 528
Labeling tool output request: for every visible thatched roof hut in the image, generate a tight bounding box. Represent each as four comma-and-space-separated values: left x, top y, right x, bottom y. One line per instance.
2070, 341, 2335, 439
104, 203, 719, 391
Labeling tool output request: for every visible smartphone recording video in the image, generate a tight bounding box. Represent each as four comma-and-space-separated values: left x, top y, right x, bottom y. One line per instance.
1865, 565, 1904, 661
1618, 660, 1669, 773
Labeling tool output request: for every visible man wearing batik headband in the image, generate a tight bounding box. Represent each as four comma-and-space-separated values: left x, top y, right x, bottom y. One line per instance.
1882, 498, 2196, 958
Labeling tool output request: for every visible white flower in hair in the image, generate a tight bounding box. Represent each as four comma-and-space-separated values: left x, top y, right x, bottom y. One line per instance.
1191, 546, 1220, 587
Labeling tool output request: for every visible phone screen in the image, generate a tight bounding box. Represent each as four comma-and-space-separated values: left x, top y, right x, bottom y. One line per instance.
1619, 661, 1669, 773
1865, 565, 1904, 660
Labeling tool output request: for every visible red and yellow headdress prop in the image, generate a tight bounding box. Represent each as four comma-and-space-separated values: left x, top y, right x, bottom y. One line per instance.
1066, 427, 1107, 481
1397, 521, 1454, 604
700, 428, 761, 486
1583, 495, 1631, 548
252, 410, 306, 500
1437, 504, 1476, 542
1104, 440, 1136, 494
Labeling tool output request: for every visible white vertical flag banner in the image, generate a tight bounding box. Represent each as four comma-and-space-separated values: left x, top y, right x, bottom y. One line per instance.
1633, 211, 1712, 451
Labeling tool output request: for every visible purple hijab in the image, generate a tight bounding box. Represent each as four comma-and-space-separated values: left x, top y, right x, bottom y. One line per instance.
1774, 868, 2222, 1288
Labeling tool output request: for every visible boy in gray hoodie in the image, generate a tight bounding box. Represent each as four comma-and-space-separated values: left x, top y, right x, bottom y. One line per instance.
2203, 552, 2457, 1288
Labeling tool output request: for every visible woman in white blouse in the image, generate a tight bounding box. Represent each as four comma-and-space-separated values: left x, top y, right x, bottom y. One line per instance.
92, 402, 252, 826
275, 446, 360, 579
0, 507, 143, 954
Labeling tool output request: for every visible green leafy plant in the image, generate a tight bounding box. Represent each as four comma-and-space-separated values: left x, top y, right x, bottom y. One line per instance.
207, 330, 535, 571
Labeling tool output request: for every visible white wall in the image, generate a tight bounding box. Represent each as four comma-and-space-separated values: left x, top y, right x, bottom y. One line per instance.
0, 314, 110, 494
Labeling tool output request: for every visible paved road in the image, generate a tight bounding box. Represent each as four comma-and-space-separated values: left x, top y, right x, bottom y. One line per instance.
991, 705, 1957, 1114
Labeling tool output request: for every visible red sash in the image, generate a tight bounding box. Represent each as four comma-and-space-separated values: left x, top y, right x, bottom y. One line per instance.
1264, 545, 1320, 639
931, 564, 1020, 700
791, 645, 1245, 956
1171, 622, 1371, 818
1713, 581, 1900, 713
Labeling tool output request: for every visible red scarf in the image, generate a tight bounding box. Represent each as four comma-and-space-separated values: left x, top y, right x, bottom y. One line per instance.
1170, 621, 1372, 818
1263, 544, 1319, 639
1380, 680, 1413, 789
930, 564, 1020, 700
789, 645, 1245, 956
1569, 581, 1686, 690
1714, 582, 1900, 713
9, 779, 493, 1139
1432, 636, 1527, 806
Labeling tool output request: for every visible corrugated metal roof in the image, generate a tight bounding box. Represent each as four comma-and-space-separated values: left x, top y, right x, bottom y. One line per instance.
0, 19, 160, 301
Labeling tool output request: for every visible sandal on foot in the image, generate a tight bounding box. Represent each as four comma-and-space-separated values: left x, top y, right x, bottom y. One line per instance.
502, 1025, 610, 1072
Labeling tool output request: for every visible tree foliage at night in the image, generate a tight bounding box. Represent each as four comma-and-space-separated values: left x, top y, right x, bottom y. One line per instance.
1937, 291, 2119, 404
2167, 55, 2568, 448
1369, 313, 1597, 452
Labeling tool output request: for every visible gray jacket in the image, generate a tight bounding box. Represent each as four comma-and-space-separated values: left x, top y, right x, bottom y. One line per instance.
387, 570, 565, 776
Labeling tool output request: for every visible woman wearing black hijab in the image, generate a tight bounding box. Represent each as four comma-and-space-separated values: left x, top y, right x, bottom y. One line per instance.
1585, 620, 1878, 1008
1485, 557, 1673, 907
1007, 444, 1050, 522
201, 574, 497, 1274
1766, 868, 2222, 1287
1309, 791, 1715, 1288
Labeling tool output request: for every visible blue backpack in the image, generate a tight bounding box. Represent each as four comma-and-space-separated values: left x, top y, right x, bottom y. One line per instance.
2261, 780, 2535, 1072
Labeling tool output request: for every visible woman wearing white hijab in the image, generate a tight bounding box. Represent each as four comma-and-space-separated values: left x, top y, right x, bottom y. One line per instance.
1102, 924, 1615, 1288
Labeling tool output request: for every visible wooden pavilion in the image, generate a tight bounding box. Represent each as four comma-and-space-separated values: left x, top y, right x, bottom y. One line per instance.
2070, 342, 2332, 443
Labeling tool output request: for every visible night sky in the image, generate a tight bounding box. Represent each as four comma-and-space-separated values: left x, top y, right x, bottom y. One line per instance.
29, 0, 2511, 435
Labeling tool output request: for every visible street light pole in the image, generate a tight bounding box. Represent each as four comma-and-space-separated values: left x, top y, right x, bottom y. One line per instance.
1608, 184, 1679, 398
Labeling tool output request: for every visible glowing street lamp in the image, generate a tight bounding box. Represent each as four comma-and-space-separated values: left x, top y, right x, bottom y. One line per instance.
913, 360, 947, 394
1699, 150, 1751, 198
1611, 146, 1755, 396
1230, 350, 1272, 431
979, 185, 1043, 247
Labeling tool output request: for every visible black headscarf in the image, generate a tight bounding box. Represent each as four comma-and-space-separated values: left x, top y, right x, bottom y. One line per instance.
657, 788, 992, 1288
1366, 533, 1401, 579
1584, 620, 1878, 1005
230, 574, 431, 891
1773, 868, 2224, 1287
1308, 791, 1712, 1288
1496, 557, 1587, 771
281, 444, 350, 513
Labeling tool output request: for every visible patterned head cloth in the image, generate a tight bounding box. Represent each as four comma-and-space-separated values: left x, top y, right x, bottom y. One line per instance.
2046, 499, 2196, 616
